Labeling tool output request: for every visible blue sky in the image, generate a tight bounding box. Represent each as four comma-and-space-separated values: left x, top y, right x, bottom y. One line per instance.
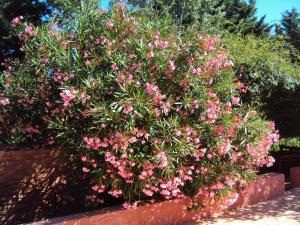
256, 0, 300, 24
100, 0, 110, 9
100, 0, 300, 25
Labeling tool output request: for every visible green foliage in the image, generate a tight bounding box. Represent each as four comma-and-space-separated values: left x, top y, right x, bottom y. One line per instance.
276, 8, 300, 63
280, 8, 300, 52
128, 0, 271, 36
272, 137, 300, 151
222, 34, 300, 137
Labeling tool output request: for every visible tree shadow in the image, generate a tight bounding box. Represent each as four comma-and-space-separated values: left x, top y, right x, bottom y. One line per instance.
0, 148, 62, 225
203, 188, 300, 224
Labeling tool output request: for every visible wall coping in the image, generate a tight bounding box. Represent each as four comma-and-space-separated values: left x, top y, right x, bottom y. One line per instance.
31, 172, 285, 225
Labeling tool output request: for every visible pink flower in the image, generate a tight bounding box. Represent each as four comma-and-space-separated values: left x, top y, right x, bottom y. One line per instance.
61, 179, 67, 184
0, 98, 10, 106
25, 24, 37, 37
111, 63, 119, 71
60, 89, 77, 107
215, 125, 224, 136
157, 151, 168, 168
230, 152, 242, 163
146, 51, 154, 59
202, 36, 219, 52
145, 83, 158, 95
224, 60, 234, 68
143, 189, 153, 196
158, 41, 168, 48
92, 185, 99, 191
83, 136, 101, 150
153, 92, 165, 104
160, 189, 171, 196
108, 189, 122, 198
11, 16, 23, 27
161, 102, 171, 115
154, 107, 161, 117
236, 81, 248, 93
168, 61, 175, 72
218, 140, 231, 155
128, 136, 137, 143
80, 90, 91, 104
123, 105, 133, 114
85, 60, 92, 66
123, 201, 138, 209
231, 96, 240, 105
81, 156, 87, 162
106, 20, 114, 30
208, 92, 217, 98
266, 156, 275, 167
82, 167, 90, 173
192, 67, 202, 76
25, 126, 39, 134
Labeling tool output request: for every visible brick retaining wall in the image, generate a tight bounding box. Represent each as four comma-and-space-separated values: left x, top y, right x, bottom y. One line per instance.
34, 173, 285, 225
0, 148, 62, 225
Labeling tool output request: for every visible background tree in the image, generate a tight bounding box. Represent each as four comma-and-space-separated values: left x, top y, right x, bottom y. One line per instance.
128, 0, 271, 36
281, 8, 300, 50
221, 0, 271, 36
0, 0, 53, 68
277, 8, 300, 62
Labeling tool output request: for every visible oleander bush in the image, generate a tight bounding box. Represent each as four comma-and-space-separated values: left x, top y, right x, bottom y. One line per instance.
0, 1, 278, 212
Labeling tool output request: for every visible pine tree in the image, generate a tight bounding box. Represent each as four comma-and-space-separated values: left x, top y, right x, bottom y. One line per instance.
129, 0, 203, 27
222, 0, 272, 36
128, 0, 271, 36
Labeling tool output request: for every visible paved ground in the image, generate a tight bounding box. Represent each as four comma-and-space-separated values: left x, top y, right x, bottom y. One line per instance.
197, 188, 300, 225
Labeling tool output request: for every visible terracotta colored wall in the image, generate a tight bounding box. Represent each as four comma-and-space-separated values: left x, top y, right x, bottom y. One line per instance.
290, 167, 300, 188
0, 148, 285, 225
229, 173, 285, 209
0, 149, 62, 225
37, 173, 285, 225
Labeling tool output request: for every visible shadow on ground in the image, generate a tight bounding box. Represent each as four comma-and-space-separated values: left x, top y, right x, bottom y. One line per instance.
200, 188, 300, 225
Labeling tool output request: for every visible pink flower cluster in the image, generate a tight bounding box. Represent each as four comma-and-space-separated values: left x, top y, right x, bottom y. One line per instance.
236, 81, 248, 93
60, 89, 77, 107
108, 189, 122, 198
159, 177, 184, 199
53, 71, 75, 84
83, 136, 108, 150
202, 36, 219, 52
123, 201, 139, 209
152, 32, 169, 49
246, 130, 279, 167
200, 92, 220, 124
104, 151, 134, 183
0, 98, 10, 106
145, 83, 169, 117
18, 24, 37, 43
11, 16, 23, 27
156, 151, 168, 168
202, 52, 234, 76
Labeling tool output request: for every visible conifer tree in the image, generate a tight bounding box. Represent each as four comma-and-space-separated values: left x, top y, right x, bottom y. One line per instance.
280, 8, 300, 52
128, 0, 271, 36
